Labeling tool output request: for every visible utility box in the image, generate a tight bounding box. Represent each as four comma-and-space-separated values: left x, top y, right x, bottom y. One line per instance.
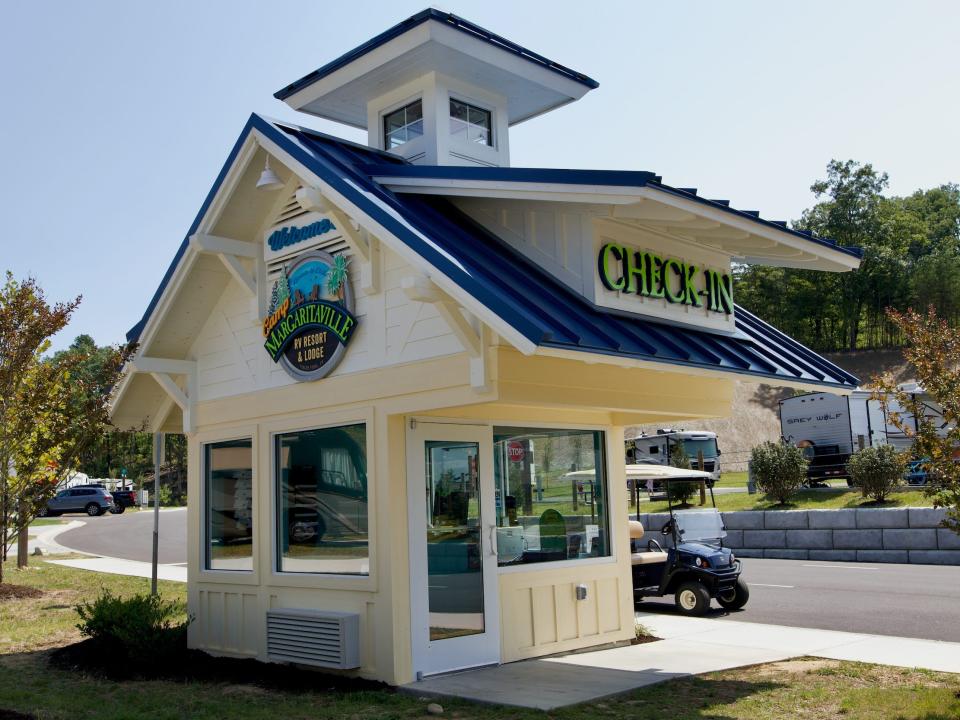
139, 490, 150, 507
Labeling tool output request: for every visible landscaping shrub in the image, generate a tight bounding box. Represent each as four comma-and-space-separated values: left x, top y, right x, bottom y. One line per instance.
75, 590, 190, 663
667, 441, 698, 505
750, 441, 808, 505
848, 445, 907, 502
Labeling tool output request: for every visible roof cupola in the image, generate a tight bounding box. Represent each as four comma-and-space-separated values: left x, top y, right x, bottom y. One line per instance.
274, 9, 597, 167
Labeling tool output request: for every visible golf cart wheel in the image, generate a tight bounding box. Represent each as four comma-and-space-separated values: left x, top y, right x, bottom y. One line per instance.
85, 503, 102, 517
110, 505, 125, 514
675, 581, 711, 616
717, 577, 750, 611
674, 580, 710, 615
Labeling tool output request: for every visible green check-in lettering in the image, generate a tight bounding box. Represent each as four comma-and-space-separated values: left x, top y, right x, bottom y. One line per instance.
597, 243, 733, 314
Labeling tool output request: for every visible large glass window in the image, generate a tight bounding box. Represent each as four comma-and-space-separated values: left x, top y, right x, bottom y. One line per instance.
276, 424, 368, 574
383, 100, 423, 149
449, 98, 492, 146
493, 427, 609, 567
204, 439, 253, 571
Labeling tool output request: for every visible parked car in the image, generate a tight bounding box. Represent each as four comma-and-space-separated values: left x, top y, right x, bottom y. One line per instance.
109, 487, 138, 513
39, 486, 115, 517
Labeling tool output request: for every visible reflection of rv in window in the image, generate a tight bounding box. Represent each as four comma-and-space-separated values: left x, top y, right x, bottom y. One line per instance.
277, 425, 367, 549
625, 430, 721, 481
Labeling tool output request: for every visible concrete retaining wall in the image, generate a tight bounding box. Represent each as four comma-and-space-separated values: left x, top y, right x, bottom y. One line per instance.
633, 507, 960, 565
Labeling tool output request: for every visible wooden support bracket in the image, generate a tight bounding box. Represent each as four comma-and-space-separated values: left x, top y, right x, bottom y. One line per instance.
189, 233, 258, 299
297, 187, 381, 294
402, 275, 488, 391
129, 357, 198, 434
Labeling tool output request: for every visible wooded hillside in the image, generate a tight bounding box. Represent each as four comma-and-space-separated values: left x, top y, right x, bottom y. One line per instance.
736, 160, 960, 352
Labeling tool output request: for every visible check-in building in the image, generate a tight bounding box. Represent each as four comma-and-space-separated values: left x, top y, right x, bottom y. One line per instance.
111, 9, 861, 684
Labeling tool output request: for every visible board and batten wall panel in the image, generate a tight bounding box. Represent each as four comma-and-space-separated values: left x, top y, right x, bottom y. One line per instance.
190, 246, 464, 403
195, 588, 260, 657
453, 198, 591, 296
498, 562, 631, 662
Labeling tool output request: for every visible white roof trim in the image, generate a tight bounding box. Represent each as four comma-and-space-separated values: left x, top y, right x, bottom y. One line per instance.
375, 176, 861, 272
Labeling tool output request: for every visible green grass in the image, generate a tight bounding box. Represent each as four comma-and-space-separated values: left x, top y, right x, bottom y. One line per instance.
642, 487, 933, 513
2, 564, 957, 719
0, 558, 185, 654
28, 518, 66, 528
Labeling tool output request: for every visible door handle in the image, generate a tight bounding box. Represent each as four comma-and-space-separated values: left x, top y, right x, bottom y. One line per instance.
488, 524, 497, 557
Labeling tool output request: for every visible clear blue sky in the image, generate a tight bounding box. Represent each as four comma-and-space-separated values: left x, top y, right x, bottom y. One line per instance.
3, 1, 958, 352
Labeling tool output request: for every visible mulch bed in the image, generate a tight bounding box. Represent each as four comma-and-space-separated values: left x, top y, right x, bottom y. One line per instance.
0, 585, 43, 601
50, 638, 391, 694
0, 710, 36, 720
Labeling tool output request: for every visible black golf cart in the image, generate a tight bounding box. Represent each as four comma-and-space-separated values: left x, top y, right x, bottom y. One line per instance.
630, 472, 749, 615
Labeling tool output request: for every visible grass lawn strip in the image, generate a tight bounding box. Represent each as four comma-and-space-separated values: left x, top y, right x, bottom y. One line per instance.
2, 562, 958, 719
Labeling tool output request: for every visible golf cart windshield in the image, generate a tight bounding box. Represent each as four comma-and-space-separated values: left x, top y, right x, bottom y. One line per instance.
674, 509, 726, 543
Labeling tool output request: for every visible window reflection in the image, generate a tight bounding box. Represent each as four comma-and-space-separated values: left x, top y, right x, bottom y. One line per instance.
276, 424, 368, 574
493, 428, 608, 566
205, 439, 253, 571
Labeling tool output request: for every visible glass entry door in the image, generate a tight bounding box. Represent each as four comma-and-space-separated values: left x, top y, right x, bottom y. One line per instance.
407, 422, 499, 677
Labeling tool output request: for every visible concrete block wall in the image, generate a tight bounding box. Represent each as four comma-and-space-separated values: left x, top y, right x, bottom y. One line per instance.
631, 507, 959, 565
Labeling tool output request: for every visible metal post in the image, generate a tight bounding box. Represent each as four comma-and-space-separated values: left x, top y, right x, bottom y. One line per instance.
151, 432, 164, 595
698, 450, 707, 505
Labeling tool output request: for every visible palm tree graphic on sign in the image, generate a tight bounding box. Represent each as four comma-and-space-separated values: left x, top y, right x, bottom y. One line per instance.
327, 255, 350, 301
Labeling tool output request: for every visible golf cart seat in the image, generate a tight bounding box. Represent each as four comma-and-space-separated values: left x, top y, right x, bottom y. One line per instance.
628, 520, 667, 565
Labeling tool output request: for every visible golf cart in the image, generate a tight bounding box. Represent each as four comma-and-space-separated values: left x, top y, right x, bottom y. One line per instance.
628, 465, 749, 615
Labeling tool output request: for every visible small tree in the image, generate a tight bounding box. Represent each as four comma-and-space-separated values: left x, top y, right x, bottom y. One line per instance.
848, 445, 906, 502
0, 275, 132, 582
874, 306, 960, 534
667, 440, 697, 505
751, 441, 808, 505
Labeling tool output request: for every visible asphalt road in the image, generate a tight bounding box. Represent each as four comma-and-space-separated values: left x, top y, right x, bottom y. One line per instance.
55, 510, 960, 642
56, 507, 187, 565
637, 557, 960, 642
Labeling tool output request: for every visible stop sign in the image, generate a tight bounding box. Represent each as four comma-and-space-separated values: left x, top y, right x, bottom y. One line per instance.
507, 441, 525, 463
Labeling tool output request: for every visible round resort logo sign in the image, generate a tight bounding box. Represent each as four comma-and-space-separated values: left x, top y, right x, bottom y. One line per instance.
262, 250, 358, 381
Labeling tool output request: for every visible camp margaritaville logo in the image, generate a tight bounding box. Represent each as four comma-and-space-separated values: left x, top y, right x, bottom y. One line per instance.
263, 250, 358, 381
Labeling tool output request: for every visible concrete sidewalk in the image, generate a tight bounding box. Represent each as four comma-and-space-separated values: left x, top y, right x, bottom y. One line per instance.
640, 611, 960, 674
405, 611, 960, 710
47, 557, 187, 582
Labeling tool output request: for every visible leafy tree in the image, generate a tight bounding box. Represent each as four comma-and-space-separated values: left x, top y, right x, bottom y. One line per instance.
750, 441, 808, 505
0, 275, 132, 581
735, 163, 960, 352
873, 307, 960, 533
848, 445, 906, 503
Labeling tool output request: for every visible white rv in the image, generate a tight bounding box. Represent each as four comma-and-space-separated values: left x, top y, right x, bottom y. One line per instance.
625, 429, 722, 482
779, 385, 948, 482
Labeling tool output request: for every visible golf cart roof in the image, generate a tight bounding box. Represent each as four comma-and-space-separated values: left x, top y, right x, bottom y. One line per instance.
564, 465, 712, 481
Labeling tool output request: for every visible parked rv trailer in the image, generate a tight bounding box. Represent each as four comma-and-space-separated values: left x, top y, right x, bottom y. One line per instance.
779, 384, 949, 484
779, 393, 855, 481
625, 430, 722, 482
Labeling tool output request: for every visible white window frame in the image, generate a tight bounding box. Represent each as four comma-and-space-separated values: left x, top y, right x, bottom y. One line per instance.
448, 96, 494, 148
198, 428, 258, 582
264, 406, 377, 592
382, 97, 425, 150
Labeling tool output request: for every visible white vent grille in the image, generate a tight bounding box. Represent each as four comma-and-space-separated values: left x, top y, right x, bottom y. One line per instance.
274, 185, 308, 225
266, 608, 360, 669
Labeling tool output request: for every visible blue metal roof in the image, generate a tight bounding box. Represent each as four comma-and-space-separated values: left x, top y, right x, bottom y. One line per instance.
274, 8, 599, 102
128, 114, 858, 389
362, 164, 863, 261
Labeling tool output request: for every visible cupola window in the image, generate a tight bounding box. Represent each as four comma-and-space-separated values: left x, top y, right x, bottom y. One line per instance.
450, 98, 492, 146
383, 100, 423, 149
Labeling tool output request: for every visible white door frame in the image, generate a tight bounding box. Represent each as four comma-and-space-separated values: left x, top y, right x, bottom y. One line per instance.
406, 419, 500, 678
